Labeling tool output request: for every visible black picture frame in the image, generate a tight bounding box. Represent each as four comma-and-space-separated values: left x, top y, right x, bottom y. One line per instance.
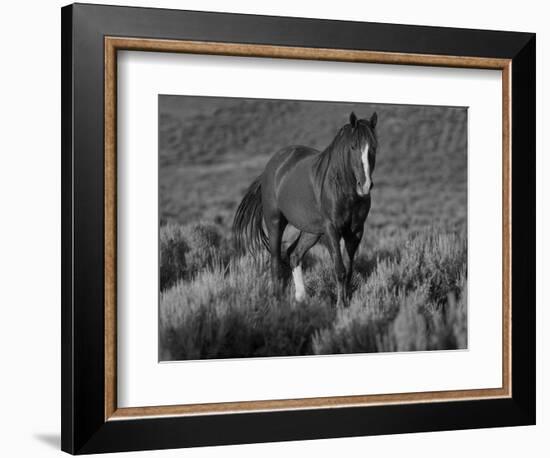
61, 3, 535, 454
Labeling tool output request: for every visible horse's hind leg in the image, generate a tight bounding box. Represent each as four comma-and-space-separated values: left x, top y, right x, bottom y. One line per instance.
265, 211, 287, 291
288, 232, 321, 302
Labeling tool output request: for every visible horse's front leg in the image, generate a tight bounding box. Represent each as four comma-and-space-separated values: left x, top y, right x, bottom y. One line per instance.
325, 224, 347, 308
344, 229, 363, 301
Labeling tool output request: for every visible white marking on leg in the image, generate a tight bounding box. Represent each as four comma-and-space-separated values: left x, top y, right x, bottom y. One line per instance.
292, 265, 306, 302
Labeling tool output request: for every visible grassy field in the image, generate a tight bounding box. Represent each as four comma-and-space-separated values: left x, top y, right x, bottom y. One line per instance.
158, 95, 467, 360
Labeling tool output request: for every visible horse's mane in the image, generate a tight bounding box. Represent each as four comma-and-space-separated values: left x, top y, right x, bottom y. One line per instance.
314, 120, 375, 196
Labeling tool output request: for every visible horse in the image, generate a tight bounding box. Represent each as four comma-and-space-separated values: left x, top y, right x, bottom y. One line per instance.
233, 112, 378, 308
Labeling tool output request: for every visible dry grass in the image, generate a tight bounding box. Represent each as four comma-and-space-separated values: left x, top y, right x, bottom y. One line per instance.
159, 224, 466, 360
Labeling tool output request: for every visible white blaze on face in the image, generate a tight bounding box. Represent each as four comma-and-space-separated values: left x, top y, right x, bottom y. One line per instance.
360, 142, 371, 195
292, 265, 306, 302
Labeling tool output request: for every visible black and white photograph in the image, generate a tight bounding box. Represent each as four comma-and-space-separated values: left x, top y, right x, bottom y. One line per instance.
158, 95, 468, 361
0, 0, 544, 456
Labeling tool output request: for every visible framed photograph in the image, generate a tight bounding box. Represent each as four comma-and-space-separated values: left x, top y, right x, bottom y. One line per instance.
61, 3, 536, 454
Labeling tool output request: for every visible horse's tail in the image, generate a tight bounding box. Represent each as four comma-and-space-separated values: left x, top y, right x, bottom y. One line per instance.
232, 177, 269, 257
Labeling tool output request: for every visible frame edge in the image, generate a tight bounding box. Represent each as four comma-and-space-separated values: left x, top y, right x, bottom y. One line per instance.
61, 3, 75, 454
63, 3, 536, 453
510, 33, 536, 425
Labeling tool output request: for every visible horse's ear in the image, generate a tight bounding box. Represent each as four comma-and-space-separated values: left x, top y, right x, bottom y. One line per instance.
370, 112, 378, 129
349, 112, 358, 128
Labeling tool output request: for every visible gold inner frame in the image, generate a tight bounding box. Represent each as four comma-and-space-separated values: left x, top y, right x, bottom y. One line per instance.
104, 37, 512, 421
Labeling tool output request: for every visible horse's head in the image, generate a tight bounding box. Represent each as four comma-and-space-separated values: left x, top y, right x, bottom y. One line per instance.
348, 111, 378, 197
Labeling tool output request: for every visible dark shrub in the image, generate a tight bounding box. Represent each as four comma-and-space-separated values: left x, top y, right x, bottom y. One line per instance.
160, 222, 231, 291
160, 224, 189, 291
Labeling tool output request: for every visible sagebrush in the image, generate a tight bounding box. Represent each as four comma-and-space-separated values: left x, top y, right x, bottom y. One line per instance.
159, 222, 467, 360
